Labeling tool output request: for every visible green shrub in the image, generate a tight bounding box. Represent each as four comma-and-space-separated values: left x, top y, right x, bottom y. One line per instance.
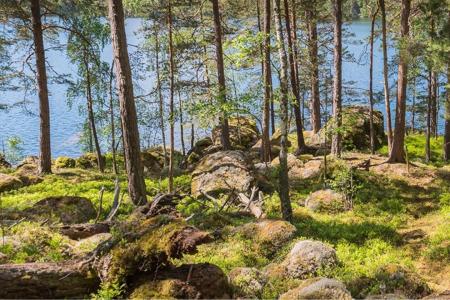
54, 156, 76, 168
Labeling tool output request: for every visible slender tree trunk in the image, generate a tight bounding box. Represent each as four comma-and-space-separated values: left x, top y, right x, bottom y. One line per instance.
331, 0, 343, 157
212, 0, 231, 150
445, 63, 450, 161
431, 71, 438, 138
270, 75, 276, 135
190, 122, 195, 150
411, 77, 416, 134
262, 0, 272, 162
379, 0, 393, 150
388, 0, 410, 163
369, 7, 378, 154
154, 25, 167, 167
109, 61, 118, 175
108, 0, 147, 205
167, 0, 175, 193
178, 89, 186, 156
426, 71, 432, 162
283, 0, 306, 154
31, 0, 51, 174
273, 0, 292, 222
306, 4, 321, 133
83, 51, 104, 172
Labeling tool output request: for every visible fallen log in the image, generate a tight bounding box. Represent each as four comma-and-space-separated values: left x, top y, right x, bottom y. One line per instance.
237, 187, 266, 219
58, 222, 111, 240
0, 261, 99, 299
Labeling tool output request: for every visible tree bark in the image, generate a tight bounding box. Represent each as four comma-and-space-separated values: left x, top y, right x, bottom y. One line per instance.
369, 6, 378, 155
283, 0, 306, 153
154, 25, 167, 168
262, 0, 272, 162
178, 89, 186, 156
212, 0, 231, 150
273, 0, 292, 222
109, 61, 118, 175
445, 62, 450, 161
84, 50, 104, 173
426, 71, 432, 162
108, 0, 147, 204
388, 0, 410, 163
306, 3, 321, 133
168, 0, 175, 193
31, 0, 51, 174
0, 262, 99, 299
331, 0, 343, 157
431, 71, 438, 138
379, 0, 393, 150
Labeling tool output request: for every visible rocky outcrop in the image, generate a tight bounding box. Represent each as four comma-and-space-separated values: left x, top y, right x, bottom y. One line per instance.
229, 267, 267, 298
75, 153, 106, 169
212, 117, 260, 150
305, 189, 346, 213
181, 138, 223, 171
238, 219, 297, 256
282, 240, 337, 279
54, 156, 76, 168
0, 154, 11, 169
24, 196, 97, 224
307, 106, 386, 151
280, 277, 352, 300
191, 150, 255, 197
141, 146, 183, 177
0, 173, 23, 193
271, 154, 323, 182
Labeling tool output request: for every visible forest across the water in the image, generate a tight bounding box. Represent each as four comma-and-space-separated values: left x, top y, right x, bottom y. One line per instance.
0, 0, 449, 299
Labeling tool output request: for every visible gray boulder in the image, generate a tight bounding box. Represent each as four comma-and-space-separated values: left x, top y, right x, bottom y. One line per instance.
305, 189, 346, 213
280, 277, 352, 300
229, 267, 267, 298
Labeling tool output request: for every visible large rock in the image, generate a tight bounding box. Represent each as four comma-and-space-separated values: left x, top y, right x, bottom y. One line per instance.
0, 154, 11, 169
191, 150, 255, 197
0, 173, 23, 193
280, 277, 352, 300
229, 267, 267, 298
238, 219, 297, 255
141, 146, 183, 177
75, 153, 106, 169
305, 189, 346, 213
271, 154, 323, 182
212, 117, 260, 150
54, 156, 76, 168
308, 106, 386, 151
24, 196, 96, 224
181, 137, 222, 170
282, 240, 337, 279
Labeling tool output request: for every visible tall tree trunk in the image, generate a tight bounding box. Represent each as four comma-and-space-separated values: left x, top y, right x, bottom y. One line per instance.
388, 0, 410, 163
108, 0, 147, 205
368, 6, 378, 155
411, 77, 416, 134
31, 0, 51, 174
190, 122, 195, 150
426, 71, 432, 162
109, 61, 118, 175
83, 51, 104, 173
168, 0, 175, 193
283, 0, 306, 154
379, 0, 393, 150
445, 63, 450, 161
306, 3, 321, 133
331, 0, 343, 157
212, 0, 231, 150
154, 25, 167, 167
431, 71, 438, 138
262, 0, 272, 162
273, 0, 292, 222
178, 89, 186, 156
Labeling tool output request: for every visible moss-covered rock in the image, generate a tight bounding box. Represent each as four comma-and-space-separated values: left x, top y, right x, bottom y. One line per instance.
238, 219, 297, 256
282, 240, 337, 279
54, 156, 76, 168
24, 196, 96, 224
191, 150, 255, 197
305, 189, 346, 213
308, 106, 386, 151
75, 153, 105, 169
280, 277, 352, 300
0, 154, 11, 169
0, 173, 23, 193
141, 146, 183, 177
212, 117, 260, 150
229, 267, 267, 298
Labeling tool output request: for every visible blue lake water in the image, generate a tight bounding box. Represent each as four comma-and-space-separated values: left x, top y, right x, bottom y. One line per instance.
0, 19, 443, 158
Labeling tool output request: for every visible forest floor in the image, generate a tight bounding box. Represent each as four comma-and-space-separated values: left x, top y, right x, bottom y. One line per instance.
0, 133, 448, 298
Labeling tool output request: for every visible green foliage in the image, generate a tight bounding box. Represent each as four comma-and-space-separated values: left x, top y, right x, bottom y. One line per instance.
379, 133, 445, 166
4, 136, 24, 165
91, 281, 125, 300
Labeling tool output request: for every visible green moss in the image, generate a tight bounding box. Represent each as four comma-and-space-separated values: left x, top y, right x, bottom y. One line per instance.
54, 156, 76, 168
